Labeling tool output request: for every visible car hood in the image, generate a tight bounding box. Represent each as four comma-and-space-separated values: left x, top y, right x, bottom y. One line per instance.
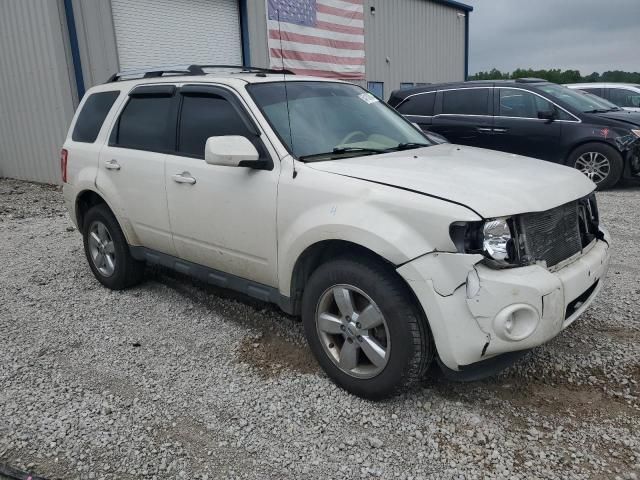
306, 144, 595, 218
592, 110, 640, 127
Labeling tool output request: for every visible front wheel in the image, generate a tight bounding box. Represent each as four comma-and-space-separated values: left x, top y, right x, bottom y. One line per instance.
301, 256, 433, 399
569, 142, 623, 189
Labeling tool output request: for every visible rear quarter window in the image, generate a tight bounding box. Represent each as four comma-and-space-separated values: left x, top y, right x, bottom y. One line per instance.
72, 91, 120, 143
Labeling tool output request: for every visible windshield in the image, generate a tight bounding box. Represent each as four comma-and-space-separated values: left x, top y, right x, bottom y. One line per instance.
247, 81, 430, 160
538, 84, 618, 113
576, 90, 621, 111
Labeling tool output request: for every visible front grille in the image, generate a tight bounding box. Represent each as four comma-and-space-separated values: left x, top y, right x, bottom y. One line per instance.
516, 201, 583, 267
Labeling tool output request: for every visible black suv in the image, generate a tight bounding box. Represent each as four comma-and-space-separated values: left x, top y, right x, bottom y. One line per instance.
388, 79, 640, 188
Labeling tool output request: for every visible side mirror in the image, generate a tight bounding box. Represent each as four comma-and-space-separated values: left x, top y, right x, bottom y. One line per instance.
537, 110, 556, 121
204, 136, 260, 168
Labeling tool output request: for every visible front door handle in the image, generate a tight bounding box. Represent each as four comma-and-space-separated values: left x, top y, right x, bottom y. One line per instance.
493, 128, 509, 134
172, 171, 196, 185
476, 127, 493, 133
104, 159, 121, 170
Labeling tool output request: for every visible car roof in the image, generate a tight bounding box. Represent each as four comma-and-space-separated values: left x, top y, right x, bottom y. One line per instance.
390, 79, 552, 99
565, 82, 640, 89
87, 71, 347, 94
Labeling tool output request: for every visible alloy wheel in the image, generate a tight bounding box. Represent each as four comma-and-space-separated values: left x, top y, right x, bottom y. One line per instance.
315, 284, 390, 379
575, 152, 611, 184
88, 220, 116, 277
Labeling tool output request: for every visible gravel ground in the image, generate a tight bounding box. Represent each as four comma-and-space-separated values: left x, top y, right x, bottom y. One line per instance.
0, 177, 638, 480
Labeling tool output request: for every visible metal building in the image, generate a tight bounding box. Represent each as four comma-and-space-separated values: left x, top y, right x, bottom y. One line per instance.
0, 0, 472, 184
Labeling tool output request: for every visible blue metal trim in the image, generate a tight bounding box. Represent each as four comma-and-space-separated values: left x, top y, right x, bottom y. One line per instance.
430, 0, 473, 12
464, 10, 470, 80
239, 0, 251, 67
63, 0, 85, 100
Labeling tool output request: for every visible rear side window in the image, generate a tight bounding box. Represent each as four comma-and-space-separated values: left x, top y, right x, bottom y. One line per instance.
72, 91, 120, 143
178, 95, 254, 158
397, 92, 436, 116
112, 95, 174, 152
442, 88, 490, 116
607, 88, 640, 108
583, 88, 603, 97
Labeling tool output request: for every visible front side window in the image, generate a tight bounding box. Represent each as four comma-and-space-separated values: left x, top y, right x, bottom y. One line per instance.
498, 88, 554, 118
72, 91, 120, 143
112, 95, 174, 151
248, 81, 429, 160
442, 88, 490, 116
178, 95, 253, 158
397, 92, 436, 116
607, 88, 640, 108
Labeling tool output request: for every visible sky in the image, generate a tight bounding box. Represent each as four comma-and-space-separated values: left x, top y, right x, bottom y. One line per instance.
463, 0, 640, 75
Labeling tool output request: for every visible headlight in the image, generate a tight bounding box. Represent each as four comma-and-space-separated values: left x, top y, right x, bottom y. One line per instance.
449, 217, 517, 267
483, 218, 511, 261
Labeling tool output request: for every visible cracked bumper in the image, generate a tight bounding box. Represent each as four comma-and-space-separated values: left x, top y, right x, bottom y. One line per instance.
398, 232, 611, 371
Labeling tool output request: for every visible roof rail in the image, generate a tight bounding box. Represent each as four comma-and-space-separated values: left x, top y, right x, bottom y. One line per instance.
187, 64, 295, 75
514, 77, 548, 83
105, 64, 295, 83
106, 68, 193, 83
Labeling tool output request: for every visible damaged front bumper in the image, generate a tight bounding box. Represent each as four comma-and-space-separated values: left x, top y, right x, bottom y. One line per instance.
397, 229, 611, 376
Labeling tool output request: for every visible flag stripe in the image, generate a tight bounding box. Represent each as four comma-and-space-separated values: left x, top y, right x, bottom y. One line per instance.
316, 3, 364, 19
316, 12, 364, 27
273, 39, 364, 57
314, 20, 364, 35
268, 29, 364, 50
285, 67, 365, 79
270, 48, 366, 65
268, 20, 364, 43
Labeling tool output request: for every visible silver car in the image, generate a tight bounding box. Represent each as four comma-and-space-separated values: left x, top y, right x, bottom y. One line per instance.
566, 83, 640, 112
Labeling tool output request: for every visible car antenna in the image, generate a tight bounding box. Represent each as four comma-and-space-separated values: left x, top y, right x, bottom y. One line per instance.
277, 10, 297, 179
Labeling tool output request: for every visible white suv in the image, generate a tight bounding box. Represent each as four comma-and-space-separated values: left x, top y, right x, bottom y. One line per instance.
62, 66, 611, 398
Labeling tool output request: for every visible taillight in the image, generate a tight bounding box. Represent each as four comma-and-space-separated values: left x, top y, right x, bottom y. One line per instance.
60, 149, 68, 183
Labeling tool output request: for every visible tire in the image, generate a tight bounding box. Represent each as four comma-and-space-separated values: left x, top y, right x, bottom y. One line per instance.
569, 142, 623, 189
82, 204, 145, 290
301, 256, 433, 399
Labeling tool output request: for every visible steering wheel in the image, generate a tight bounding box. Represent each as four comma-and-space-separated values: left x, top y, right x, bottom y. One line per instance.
338, 131, 368, 145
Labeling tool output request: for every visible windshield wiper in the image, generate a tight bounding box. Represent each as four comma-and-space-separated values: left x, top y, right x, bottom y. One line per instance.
584, 108, 615, 113
299, 146, 387, 162
385, 142, 430, 151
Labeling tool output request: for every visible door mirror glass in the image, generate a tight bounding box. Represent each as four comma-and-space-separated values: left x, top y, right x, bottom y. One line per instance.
537, 110, 556, 121
204, 136, 260, 167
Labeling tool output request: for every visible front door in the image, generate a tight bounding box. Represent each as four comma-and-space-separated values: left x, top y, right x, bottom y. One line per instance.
491, 87, 563, 163
165, 86, 279, 287
96, 85, 177, 255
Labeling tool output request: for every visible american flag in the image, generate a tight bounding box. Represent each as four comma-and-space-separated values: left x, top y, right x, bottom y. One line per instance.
267, 0, 365, 79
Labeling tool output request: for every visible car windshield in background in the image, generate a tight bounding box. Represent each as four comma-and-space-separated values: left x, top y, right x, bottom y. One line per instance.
248, 81, 430, 161
576, 91, 622, 111
538, 84, 618, 113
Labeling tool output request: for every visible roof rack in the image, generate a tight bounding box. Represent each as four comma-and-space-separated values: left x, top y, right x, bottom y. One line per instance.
105, 64, 295, 83
514, 77, 548, 83
187, 64, 295, 75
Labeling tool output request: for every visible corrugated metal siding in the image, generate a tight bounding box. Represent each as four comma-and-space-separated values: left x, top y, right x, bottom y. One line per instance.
0, 0, 77, 184
110, 0, 242, 71
72, 0, 119, 88
364, 0, 466, 98
245, 0, 269, 69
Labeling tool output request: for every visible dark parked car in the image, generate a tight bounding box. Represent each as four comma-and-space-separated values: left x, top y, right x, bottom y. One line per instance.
388, 79, 640, 188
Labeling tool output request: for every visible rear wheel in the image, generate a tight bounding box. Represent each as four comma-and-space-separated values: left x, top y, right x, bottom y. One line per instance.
569, 142, 623, 189
301, 256, 433, 399
82, 204, 145, 290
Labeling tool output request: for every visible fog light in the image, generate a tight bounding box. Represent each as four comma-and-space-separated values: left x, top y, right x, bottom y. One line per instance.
493, 304, 539, 341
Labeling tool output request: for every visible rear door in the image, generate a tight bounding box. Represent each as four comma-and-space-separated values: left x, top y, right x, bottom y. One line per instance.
164, 85, 280, 287
96, 84, 177, 255
491, 87, 563, 163
430, 87, 494, 149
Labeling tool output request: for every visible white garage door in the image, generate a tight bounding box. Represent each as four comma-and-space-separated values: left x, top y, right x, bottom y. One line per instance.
111, 0, 242, 71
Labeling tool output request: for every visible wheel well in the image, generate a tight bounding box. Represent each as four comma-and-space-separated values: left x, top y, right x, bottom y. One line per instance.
565, 140, 623, 165
75, 190, 108, 232
288, 240, 397, 315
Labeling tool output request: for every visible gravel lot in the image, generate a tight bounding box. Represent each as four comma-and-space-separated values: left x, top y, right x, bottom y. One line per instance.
1, 177, 639, 480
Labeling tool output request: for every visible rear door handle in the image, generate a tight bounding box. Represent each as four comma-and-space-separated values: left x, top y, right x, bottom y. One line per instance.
476, 127, 493, 133
493, 128, 509, 134
104, 159, 121, 170
172, 171, 196, 185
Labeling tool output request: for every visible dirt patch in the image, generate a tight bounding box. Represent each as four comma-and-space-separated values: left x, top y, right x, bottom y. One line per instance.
237, 333, 319, 378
